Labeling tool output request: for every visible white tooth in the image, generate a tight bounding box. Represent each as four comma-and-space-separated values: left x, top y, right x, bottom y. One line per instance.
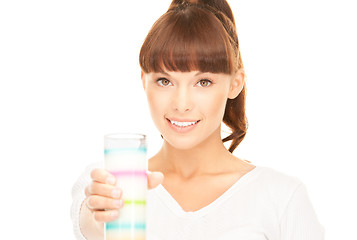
171, 120, 196, 127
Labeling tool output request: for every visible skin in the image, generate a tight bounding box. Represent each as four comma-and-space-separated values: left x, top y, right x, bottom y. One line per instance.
142, 70, 255, 211
80, 69, 255, 239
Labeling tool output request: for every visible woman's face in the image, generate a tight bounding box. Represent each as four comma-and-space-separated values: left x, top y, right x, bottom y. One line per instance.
141, 70, 243, 150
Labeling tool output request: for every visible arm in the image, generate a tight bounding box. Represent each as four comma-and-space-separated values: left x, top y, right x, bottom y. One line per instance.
71, 163, 97, 240
79, 199, 105, 240
280, 183, 325, 240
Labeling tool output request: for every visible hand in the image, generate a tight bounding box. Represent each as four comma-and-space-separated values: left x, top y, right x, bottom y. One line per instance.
84, 168, 164, 223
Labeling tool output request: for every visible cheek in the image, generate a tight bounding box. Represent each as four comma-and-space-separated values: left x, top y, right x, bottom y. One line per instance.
199, 91, 228, 119
146, 91, 160, 113
146, 90, 168, 122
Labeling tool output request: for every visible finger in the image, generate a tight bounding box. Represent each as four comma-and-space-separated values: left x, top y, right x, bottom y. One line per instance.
93, 209, 120, 222
86, 182, 122, 199
148, 171, 164, 190
90, 168, 116, 185
87, 195, 124, 211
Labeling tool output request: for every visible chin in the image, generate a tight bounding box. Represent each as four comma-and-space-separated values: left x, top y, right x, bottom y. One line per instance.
163, 135, 202, 151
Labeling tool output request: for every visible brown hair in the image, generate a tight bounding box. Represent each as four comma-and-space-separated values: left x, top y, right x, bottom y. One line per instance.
139, 0, 247, 153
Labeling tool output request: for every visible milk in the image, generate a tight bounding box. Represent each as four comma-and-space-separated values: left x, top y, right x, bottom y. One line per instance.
104, 134, 147, 240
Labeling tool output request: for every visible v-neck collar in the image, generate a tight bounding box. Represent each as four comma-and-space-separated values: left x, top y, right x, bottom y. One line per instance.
152, 166, 262, 219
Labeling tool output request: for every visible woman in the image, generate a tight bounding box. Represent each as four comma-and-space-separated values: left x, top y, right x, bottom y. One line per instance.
71, 0, 324, 239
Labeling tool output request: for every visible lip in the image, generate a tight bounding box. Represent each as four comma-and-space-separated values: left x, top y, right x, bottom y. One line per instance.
166, 118, 200, 134
167, 117, 200, 122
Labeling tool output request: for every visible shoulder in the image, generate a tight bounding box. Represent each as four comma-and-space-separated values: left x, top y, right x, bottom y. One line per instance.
256, 166, 302, 186
243, 166, 308, 218
252, 166, 304, 201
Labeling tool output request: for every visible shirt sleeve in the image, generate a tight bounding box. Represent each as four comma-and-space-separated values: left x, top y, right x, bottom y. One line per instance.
280, 183, 325, 240
70, 162, 103, 240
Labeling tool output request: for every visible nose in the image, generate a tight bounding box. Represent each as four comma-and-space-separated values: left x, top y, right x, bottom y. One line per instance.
172, 87, 192, 113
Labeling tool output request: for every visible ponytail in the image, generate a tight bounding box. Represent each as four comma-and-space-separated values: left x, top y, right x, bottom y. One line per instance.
170, 0, 234, 24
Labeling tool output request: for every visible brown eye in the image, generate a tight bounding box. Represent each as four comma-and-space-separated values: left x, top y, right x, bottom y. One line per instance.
157, 78, 172, 87
197, 79, 212, 87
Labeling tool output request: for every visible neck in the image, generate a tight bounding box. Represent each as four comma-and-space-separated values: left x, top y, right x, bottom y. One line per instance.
155, 127, 234, 179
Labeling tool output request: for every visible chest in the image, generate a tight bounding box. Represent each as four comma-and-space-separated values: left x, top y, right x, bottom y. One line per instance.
146, 184, 277, 240
162, 174, 242, 212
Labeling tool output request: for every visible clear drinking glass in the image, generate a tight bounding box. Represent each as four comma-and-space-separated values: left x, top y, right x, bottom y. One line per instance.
104, 133, 147, 240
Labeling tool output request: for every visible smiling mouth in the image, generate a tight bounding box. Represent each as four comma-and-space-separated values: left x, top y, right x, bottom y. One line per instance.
167, 119, 200, 127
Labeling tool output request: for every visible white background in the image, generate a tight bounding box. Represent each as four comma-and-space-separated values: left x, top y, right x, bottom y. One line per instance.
0, 0, 356, 239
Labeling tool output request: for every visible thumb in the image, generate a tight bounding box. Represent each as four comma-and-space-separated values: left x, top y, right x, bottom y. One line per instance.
147, 171, 164, 190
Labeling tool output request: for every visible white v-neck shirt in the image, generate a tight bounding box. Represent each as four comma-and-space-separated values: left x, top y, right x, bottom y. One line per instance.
71, 164, 324, 240
146, 166, 324, 240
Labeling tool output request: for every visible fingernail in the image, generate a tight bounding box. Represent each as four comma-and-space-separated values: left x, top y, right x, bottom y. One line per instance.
114, 199, 123, 208
112, 188, 121, 198
106, 176, 116, 185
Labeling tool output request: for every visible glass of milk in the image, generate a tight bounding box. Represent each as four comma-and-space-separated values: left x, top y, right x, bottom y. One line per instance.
104, 133, 147, 240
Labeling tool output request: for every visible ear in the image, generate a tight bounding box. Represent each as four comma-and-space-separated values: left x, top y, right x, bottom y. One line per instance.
228, 71, 245, 99
141, 70, 146, 90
